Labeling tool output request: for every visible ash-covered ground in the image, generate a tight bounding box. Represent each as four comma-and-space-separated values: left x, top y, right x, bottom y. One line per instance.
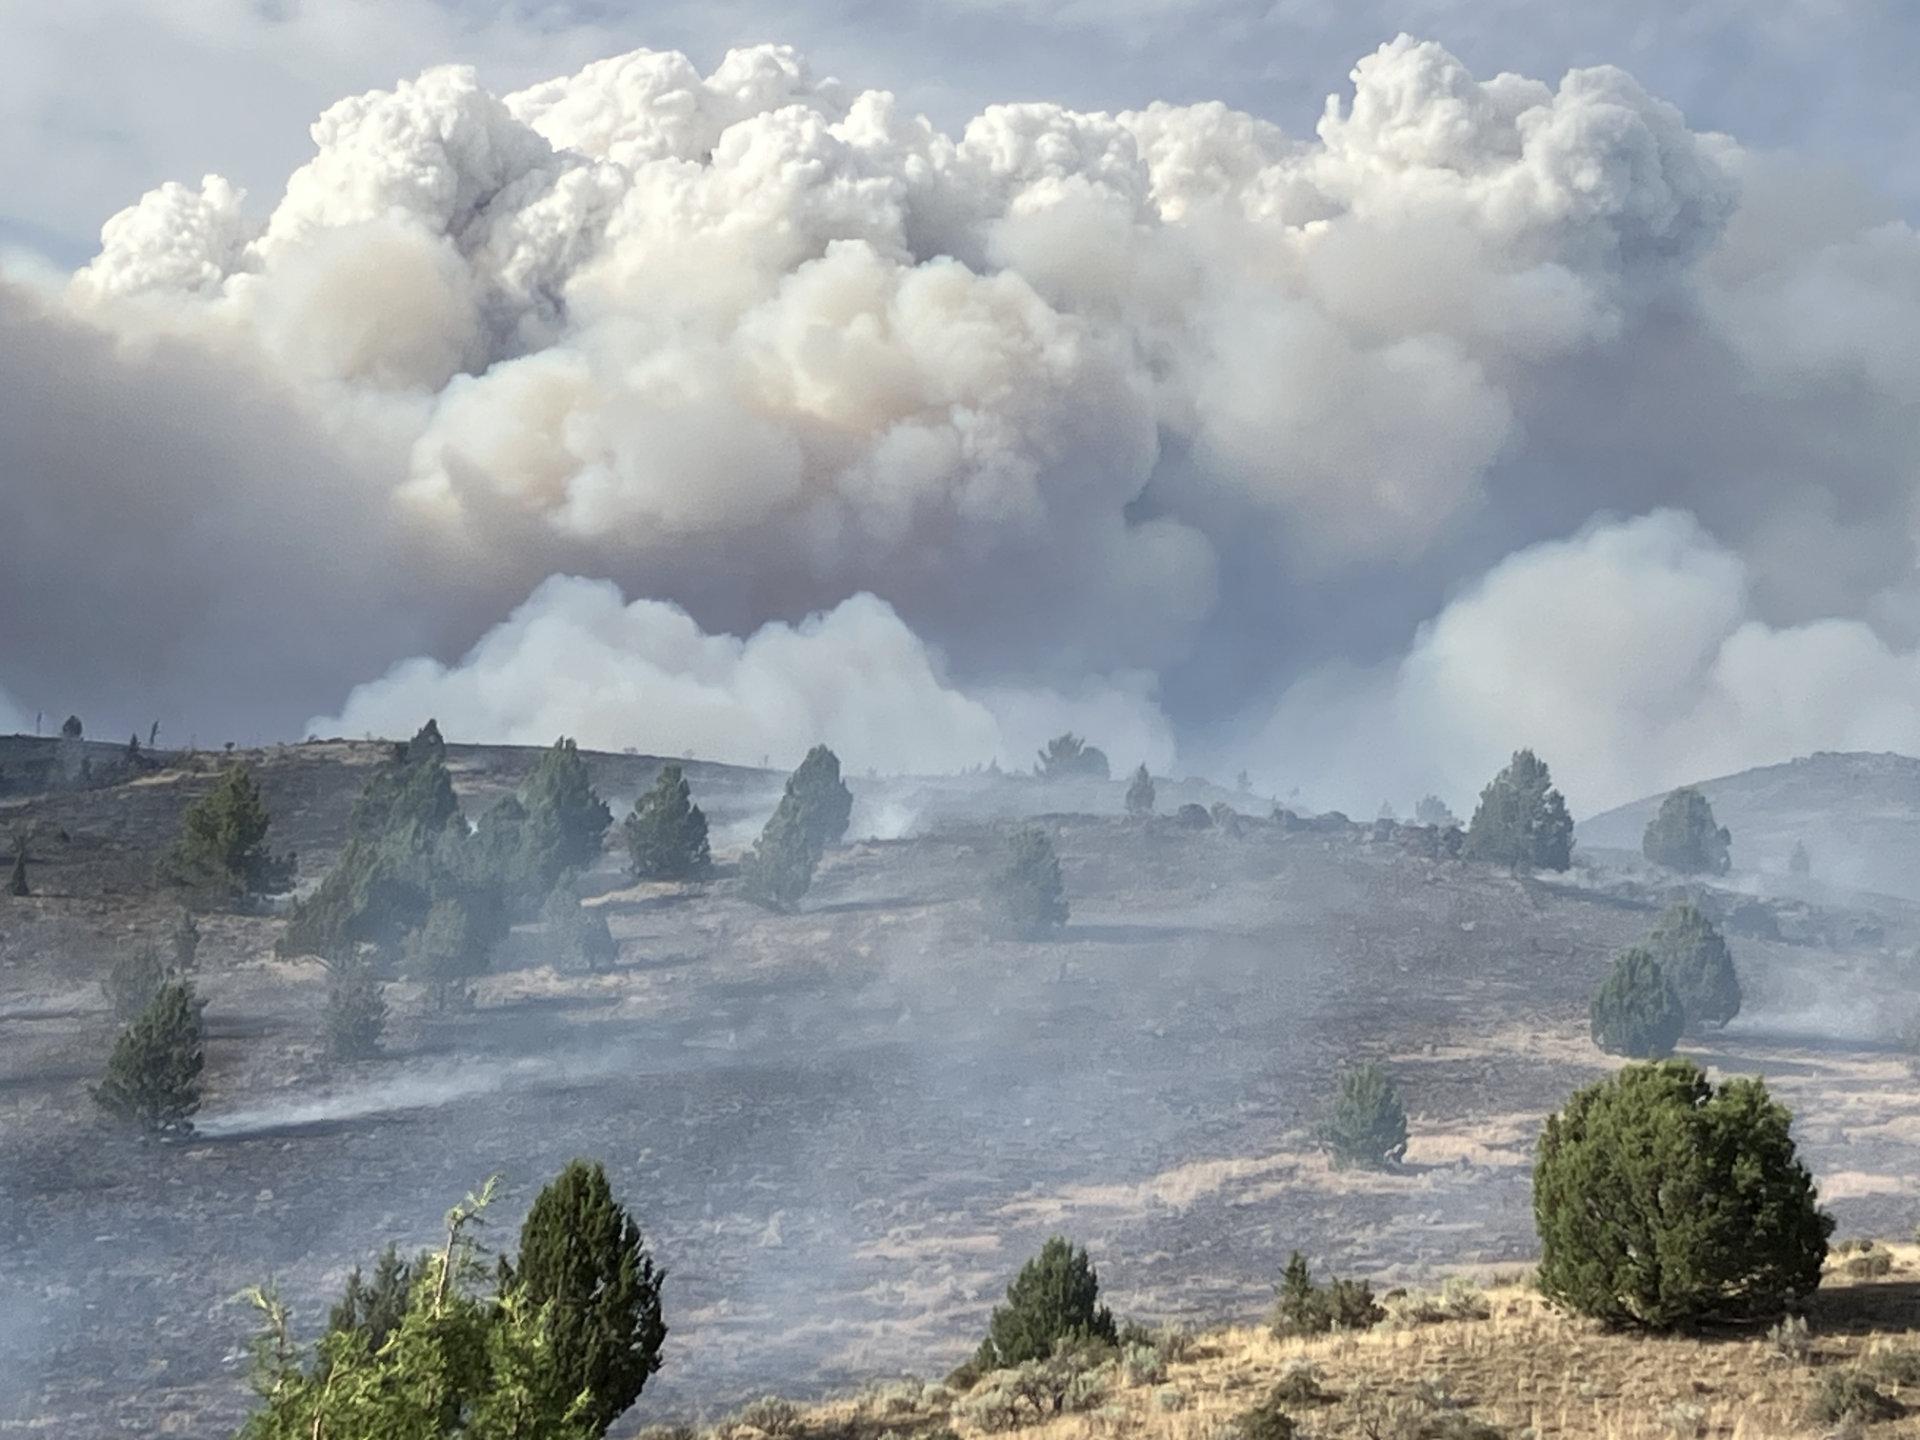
3, 741, 1920, 1436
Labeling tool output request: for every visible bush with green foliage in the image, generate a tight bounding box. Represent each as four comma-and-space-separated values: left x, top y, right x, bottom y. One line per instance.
1035, 733, 1110, 781
1270, 1252, 1384, 1336
1533, 1060, 1831, 1328
787, 745, 854, 851
1589, 947, 1685, 1058
325, 953, 388, 1059
986, 826, 1070, 939
1318, 1063, 1409, 1169
163, 763, 295, 897
1232, 1390, 1299, 1440
92, 981, 203, 1135
740, 793, 819, 912
1807, 1370, 1901, 1425
236, 1178, 608, 1440
1642, 786, 1731, 875
504, 1160, 667, 1435
1125, 765, 1155, 817
542, 883, 618, 974
623, 766, 711, 880
1463, 749, 1574, 872
1645, 901, 1741, 1032
975, 1237, 1118, 1370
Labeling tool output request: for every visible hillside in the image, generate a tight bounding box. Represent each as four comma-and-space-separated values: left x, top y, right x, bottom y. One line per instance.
1577, 751, 1920, 897
3, 740, 1920, 1435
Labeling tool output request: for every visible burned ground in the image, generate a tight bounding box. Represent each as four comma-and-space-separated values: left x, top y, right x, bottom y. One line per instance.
2, 742, 1919, 1435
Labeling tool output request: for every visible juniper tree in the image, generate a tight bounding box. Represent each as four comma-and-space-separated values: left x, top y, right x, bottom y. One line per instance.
1124, 764, 1155, 817
1642, 786, 1731, 875
505, 1160, 667, 1435
1035, 733, 1110, 781
975, 1236, 1117, 1370
1789, 839, 1811, 877
517, 738, 613, 894
164, 763, 295, 897
623, 765, 711, 880
987, 826, 1069, 939
739, 793, 818, 912
1414, 794, 1458, 829
92, 981, 204, 1135
326, 1244, 415, 1357
1270, 1251, 1383, 1336
1317, 1062, 1409, 1169
1646, 901, 1741, 1033
1464, 749, 1574, 872
61, 714, 82, 740
1533, 1060, 1831, 1328
542, 883, 618, 974
1589, 946, 1685, 1059
326, 953, 388, 1059
787, 745, 853, 851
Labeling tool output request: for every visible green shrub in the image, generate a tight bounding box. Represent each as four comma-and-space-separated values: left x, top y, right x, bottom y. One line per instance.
976, 1237, 1117, 1370
1318, 1062, 1409, 1168
1463, 749, 1573, 872
1807, 1370, 1901, 1424
1642, 786, 1731, 875
405, 896, 491, 1010
623, 765, 711, 880
1589, 947, 1684, 1058
163, 763, 295, 897
1232, 1388, 1299, 1440
1646, 902, 1741, 1032
1867, 1349, 1920, 1386
1270, 1252, 1384, 1336
986, 826, 1069, 939
733, 1396, 799, 1435
1765, 1314, 1812, 1365
326, 1245, 414, 1358
1533, 1060, 1832, 1328
92, 981, 204, 1135
1125, 764, 1155, 817
1845, 1244, 1895, 1278
1269, 1363, 1329, 1404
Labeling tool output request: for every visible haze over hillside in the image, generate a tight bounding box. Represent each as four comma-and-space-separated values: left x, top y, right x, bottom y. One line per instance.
1579, 751, 1920, 899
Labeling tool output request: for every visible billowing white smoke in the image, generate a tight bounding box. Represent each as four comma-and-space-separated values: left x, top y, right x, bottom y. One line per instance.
7, 34, 1920, 792
311, 577, 1176, 774
1249, 512, 1920, 816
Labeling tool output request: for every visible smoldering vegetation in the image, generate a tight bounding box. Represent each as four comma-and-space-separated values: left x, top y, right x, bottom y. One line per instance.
5, 738, 1920, 1437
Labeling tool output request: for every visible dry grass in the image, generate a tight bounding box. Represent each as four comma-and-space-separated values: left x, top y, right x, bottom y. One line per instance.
766, 1253, 1920, 1440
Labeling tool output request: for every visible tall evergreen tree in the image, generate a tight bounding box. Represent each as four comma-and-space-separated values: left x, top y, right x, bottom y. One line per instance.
542, 883, 618, 974
506, 1161, 667, 1435
93, 981, 204, 1135
517, 739, 612, 893
623, 766, 711, 880
164, 763, 295, 897
787, 745, 853, 851
986, 826, 1069, 939
326, 1245, 415, 1357
1124, 764, 1155, 817
407, 896, 490, 1011
975, 1237, 1117, 1370
1464, 749, 1574, 872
